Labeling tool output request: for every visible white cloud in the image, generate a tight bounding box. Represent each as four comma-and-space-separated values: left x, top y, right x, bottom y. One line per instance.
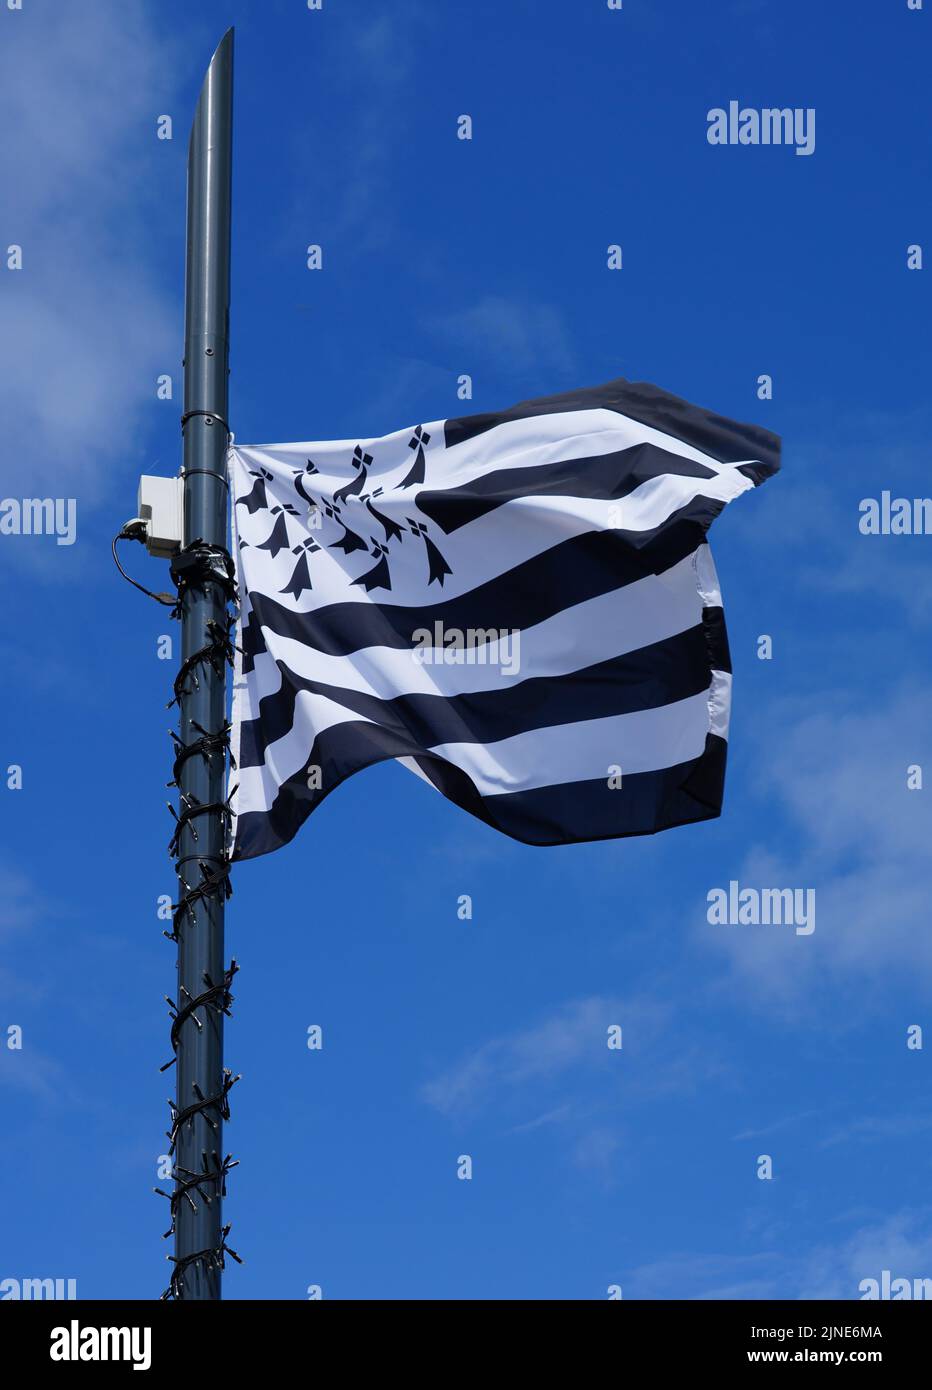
278, 1, 435, 256
624, 1210, 932, 1299
818, 1111, 932, 1150
702, 687, 932, 1008
0, 1037, 65, 1102
0, 865, 41, 940
0, 863, 62, 1092
0, 864, 57, 1005
421, 994, 668, 1120
800, 1210, 932, 1299
0, 0, 183, 507
628, 1250, 785, 1300
429, 295, 577, 376
729, 415, 932, 627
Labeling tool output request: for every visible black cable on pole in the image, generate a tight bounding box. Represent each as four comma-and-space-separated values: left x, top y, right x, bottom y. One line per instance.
169, 721, 237, 788
161, 1226, 242, 1303
166, 859, 232, 945
111, 528, 176, 607
154, 1153, 239, 1241
162, 961, 240, 1068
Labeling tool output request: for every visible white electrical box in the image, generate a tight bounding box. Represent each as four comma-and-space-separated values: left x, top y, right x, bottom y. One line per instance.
138, 475, 184, 558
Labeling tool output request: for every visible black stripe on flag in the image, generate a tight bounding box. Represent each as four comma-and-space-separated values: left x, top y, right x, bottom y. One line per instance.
232, 727, 728, 860
443, 375, 780, 475
237, 618, 728, 771
416, 440, 717, 535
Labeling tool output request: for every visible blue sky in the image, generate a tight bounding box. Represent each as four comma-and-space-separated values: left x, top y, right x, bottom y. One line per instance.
2, 0, 932, 1300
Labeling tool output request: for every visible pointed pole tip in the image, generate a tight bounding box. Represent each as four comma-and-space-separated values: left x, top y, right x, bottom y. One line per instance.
208, 27, 234, 69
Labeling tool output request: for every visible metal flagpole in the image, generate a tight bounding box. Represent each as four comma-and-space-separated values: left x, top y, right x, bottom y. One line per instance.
166, 27, 237, 1300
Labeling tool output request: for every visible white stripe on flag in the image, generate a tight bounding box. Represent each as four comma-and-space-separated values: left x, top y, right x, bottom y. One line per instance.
426, 685, 727, 798
240, 549, 710, 707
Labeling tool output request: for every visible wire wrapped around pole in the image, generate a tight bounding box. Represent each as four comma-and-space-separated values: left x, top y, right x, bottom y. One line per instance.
160, 528, 241, 1300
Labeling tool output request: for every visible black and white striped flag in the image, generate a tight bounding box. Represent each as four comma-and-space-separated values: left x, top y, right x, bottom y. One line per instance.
228, 378, 779, 860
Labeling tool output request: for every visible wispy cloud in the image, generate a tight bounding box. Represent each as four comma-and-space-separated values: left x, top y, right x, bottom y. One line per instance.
421, 994, 668, 1120
507, 1104, 573, 1135
429, 294, 577, 377
572, 1126, 622, 1181
800, 1210, 932, 1299
0, 863, 56, 1005
732, 1109, 819, 1143
702, 686, 932, 1008
818, 1112, 932, 1150
281, 1, 436, 255
0, 1038, 66, 1103
420, 993, 711, 1188
0, 860, 66, 1096
0, 865, 42, 941
0, 0, 181, 509
729, 412, 932, 628
623, 1210, 932, 1299
627, 1250, 786, 1301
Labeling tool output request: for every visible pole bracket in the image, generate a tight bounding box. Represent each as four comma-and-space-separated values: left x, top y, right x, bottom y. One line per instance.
181, 409, 231, 435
